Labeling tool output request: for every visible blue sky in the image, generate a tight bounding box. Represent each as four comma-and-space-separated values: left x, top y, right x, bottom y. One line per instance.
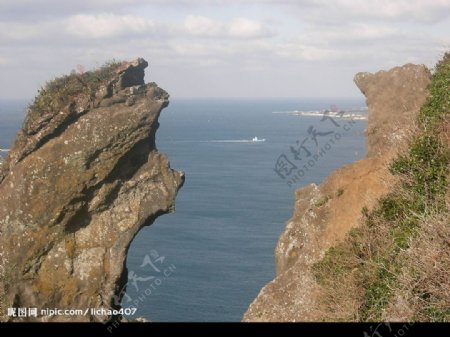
0, 0, 449, 99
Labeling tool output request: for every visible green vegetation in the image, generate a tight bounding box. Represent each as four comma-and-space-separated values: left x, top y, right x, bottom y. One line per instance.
24, 60, 123, 133
315, 195, 330, 207
313, 53, 450, 321
336, 188, 344, 197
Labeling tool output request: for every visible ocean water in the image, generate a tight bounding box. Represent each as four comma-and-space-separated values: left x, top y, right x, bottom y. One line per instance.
0, 98, 367, 322
0, 100, 27, 150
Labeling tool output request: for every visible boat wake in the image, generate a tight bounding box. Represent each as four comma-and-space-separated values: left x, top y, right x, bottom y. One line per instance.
161, 138, 266, 143
207, 137, 266, 143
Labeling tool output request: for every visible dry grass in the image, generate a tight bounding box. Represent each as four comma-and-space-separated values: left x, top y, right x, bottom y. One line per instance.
314, 175, 449, 322
312, 52, 450, 322
386, 210, 450, 321
313, 182, 425, 321
24, 60, 123, 135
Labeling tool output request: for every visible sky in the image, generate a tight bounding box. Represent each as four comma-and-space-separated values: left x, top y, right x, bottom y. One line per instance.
0, 0, 449, 99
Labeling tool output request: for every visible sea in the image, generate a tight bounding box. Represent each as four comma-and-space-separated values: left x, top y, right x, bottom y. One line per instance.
0, 97, 367, 322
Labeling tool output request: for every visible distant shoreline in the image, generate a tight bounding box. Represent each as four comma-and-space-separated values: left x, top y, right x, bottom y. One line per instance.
272, 109, 368, 120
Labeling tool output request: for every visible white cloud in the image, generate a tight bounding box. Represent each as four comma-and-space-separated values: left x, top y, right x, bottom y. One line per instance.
0, 0, 448, 99
183, 15, 274, 39
228, 18, 268, 38
0, 12, 273, 45
0, 21, 56, 41
338, 24, 398, 40
0, 13, 159, 44
0, 0, 156, 19
65, 13, 157, 38
184, 15, 221, 36
0, 25, 35, 41
2, 0, 450, 24
298, 24, 402, 49
335, 0, 450, 22
279, 0, 450, 23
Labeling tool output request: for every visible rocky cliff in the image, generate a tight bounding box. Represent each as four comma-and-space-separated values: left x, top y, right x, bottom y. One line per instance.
0, 58, 184, 322
244, 63, 435, 321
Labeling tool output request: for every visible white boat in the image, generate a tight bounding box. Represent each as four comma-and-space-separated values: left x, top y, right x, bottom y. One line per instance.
252, 137, 266, 142
0, 149, 10, 152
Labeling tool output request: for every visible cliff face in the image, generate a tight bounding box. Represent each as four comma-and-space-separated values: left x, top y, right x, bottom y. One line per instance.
0, 59, 184, 322
244, 64, 432, 321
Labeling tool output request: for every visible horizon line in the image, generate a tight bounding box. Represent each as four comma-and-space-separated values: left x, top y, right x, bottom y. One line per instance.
0, 95, 365, 102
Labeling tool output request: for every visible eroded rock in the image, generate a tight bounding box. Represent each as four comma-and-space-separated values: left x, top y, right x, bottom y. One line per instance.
243, 63, 431, 322
0, 59, 184, 322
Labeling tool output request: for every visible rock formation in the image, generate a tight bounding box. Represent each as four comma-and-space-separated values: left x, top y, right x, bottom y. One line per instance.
0, 58, 184, 322
243, 64, 431, 321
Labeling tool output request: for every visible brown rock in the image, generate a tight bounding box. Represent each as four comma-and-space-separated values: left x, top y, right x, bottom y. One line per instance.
243, 63, 431, 321
355, 64, 431, 158
0, 59, 184, 322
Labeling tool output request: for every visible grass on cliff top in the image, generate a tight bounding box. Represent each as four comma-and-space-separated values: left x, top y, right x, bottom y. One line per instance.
24, 60, 123, 133
313, 52, 450, 322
